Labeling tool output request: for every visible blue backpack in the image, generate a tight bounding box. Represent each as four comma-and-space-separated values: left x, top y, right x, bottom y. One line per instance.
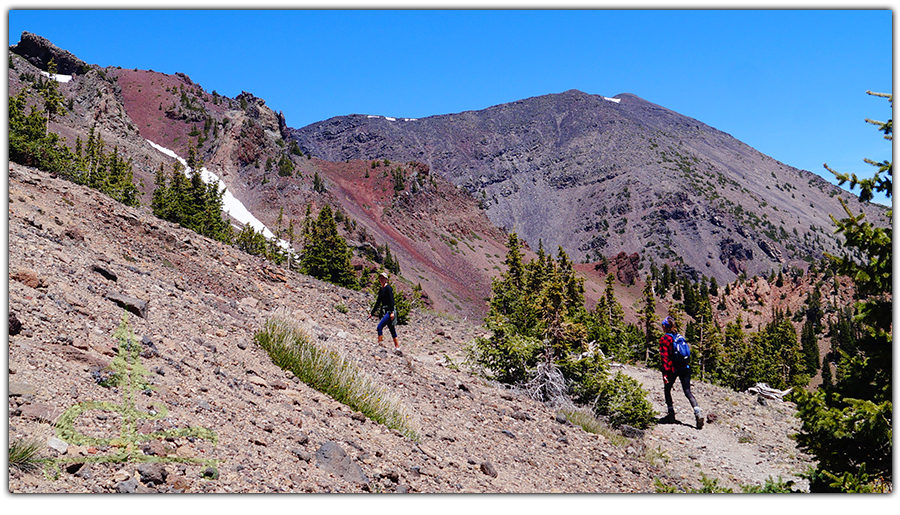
670, 333, 691, 367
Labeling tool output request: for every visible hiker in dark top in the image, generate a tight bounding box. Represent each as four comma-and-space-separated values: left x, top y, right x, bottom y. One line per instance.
370, 271, 401, 353
659, 315, 704, 429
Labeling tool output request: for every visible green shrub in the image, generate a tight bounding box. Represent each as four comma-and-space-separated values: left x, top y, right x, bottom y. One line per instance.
465, 329, 542, 384
592, 371, 656, 429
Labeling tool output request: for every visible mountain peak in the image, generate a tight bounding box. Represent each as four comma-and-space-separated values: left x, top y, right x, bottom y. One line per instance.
291, 86, 884, 285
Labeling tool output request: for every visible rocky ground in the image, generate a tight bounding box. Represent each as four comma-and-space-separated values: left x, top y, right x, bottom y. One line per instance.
7, 161, 814, 496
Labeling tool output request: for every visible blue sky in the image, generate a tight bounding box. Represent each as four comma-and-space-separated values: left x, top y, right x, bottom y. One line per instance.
6, 5, 893, 205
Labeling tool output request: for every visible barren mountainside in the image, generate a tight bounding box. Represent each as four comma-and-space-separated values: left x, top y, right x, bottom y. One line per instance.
289, 90, 887, 284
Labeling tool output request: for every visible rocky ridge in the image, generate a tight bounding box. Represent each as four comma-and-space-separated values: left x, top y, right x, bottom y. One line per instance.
8, 161, 814, 494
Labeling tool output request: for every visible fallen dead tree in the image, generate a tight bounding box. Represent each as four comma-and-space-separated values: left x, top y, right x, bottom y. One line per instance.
747, 383, 792, 401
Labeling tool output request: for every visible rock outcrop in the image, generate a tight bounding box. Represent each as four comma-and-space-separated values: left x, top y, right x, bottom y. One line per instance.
9, 31, 88, 74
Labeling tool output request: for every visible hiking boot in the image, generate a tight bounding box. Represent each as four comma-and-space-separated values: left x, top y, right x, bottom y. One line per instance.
660, 406, 676, 423
694, 408, 705, 429
393, 347, 403, 356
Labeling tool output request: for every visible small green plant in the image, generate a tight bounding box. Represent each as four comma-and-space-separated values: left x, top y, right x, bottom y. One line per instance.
740, 476, 797, 493
334, 303, 349, 314
255, 313, 420, 441
443, 354, 460, 371
9, 437, 42, 472
46, 314, 219, 477
654, 477, 679, 493
691, 473, 734, 493
643, 445, 671, 467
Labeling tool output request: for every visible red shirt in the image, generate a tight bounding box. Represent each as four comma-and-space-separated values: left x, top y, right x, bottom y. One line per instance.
659, 333, 676, 375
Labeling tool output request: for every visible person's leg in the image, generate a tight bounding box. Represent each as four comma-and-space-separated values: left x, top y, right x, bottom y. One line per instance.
679, 368, 699, 408
679, 368, 704, 428
388, 320, 399, 348
663, 373, 676, 417
377, 313, 391, 344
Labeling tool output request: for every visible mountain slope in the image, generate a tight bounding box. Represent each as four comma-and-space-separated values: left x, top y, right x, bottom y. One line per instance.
8, 33, 508, 319
8, 161, 813, 493
289, 90, 888, 283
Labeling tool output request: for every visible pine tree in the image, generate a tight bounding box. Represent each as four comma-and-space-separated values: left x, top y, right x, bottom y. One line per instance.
36, 59, 65, 135
638, 277, 656, 362
720, 317, 749, 391
800, 320, 819, 375
8, 88, 72, 174
820, 355, 833, 388
794, 91, 892, 492
470, 232, 651, 428
299, 204, 356, 289
151, 157, 231, 243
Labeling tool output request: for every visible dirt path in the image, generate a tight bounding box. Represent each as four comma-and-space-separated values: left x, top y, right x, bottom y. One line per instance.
620, 363, 814, 492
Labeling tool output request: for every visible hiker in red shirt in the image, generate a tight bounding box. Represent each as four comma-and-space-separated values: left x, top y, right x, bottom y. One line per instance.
659, 315, 704, 429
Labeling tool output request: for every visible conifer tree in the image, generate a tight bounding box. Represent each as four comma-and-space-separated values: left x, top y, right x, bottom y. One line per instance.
794, 91, 892, 492
719, 317, 748, 391
800, 320, 820, 375
151, 157, 231, 243
36, 59, 65, 135
470, 233, 652, 428
8, 88, 72, 174
299, 204, 357, 289
638, 277, 656, 362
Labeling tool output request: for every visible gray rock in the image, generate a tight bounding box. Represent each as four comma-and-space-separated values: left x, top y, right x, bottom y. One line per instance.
8, 382, 36, 397
201, 467, 219, 480
105, 291, 148, 318
137, 462, 168, 485
620, 425, 645, 439
315, 441, 368, 485
480, 461, 498, 478
10, 31, 89, 75
91, 264, 118, 282
291, 448, 312, 462
47, 436, 68, 454
116, 477, 140, 493
9, 312, 22, 336
19, 402, 58, 423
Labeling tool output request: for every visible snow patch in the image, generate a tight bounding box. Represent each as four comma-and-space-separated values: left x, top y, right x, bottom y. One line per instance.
603, 96, 621, 104
366, 115, 417, 122
145, 140, 292, 252
39, 70, 72, 83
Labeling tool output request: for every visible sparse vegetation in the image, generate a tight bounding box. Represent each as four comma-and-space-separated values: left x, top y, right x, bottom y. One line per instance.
255, 313, 420, 441
9, 438, 42, 472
